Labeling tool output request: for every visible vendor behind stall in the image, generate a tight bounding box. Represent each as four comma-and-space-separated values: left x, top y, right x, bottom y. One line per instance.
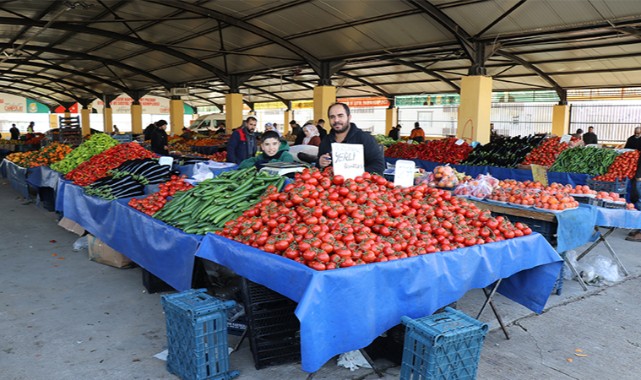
238, 130, 294, 169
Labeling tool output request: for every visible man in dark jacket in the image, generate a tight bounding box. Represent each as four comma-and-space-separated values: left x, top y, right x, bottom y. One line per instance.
9, 124, 20, 140
227, 116, 258, 164
624, 126, 641, 151
582, 126, 598, 145
143, 123, 157, 141
317, 103, 385, 174
388, 124, 401, 140
150, 120, 169, 155
316, 119, 327, 139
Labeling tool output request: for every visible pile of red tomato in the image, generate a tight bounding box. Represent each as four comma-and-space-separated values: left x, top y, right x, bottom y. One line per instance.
592, 150, 639, 181
218, 168, 531, 271
128, 175, 193, 216
521, 137, 569, 166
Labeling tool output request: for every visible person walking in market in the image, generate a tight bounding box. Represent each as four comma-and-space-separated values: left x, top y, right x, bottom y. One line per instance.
26, 121, 34, 134
238, 130, 294, 169
316, 118, 327, 139
317, 102, 385, 174
227, 116, 258, 164
9, 123, 20, 140
150, 120, 169, 156
624, 126, 641, 241
583, 126, 598, 145
409, 121, 425, 143
143, 122, 157, 141
388, 124, 401, 140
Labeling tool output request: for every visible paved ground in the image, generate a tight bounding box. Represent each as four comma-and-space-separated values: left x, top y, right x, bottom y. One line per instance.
1, 177, 640, 380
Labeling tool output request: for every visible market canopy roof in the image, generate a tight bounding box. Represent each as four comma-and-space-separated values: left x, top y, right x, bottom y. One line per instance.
1, 0, 641, 109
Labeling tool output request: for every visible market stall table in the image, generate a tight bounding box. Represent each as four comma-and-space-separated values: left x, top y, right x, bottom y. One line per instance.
1, 159, 29, 198
470, 201, 598, 292
385, 157, 590, 187
195, 232, 562, 373
59, 181, 200, 291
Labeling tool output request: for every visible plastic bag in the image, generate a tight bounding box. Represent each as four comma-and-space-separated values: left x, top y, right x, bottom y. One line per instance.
337, 350, 372, 371
563, 250, 621, 285
192, 162, 215, 182
72, 235, 89, 251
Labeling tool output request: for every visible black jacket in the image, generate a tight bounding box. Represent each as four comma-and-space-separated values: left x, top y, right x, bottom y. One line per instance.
150, 128, 169, 155
624, 135, 641, 151
9, 126, 20, 140
388, 128, 399, 140
317, 123, 385, 174
582, 132, 598, 145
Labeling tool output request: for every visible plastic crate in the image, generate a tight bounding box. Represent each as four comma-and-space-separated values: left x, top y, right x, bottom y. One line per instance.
161, 289, 239, 380
587, 177, 628, 195
240, 279, 301, 369
400, 307, 488, 380
601, 200, 627, 209
572, 195, 601, 206
365, 302, 458, 365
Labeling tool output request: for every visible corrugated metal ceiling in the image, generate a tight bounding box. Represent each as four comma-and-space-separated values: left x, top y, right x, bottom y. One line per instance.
0, 0, 640, 109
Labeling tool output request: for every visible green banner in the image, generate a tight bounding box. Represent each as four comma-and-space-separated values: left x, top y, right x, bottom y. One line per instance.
26, 98, 50, 113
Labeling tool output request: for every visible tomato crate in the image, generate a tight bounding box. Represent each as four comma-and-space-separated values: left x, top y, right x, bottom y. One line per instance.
587, 177, 629, 195
400, 307, 488, 380
161, 289, 239, 380
572, 195, 602, 206
241, 279, 301, 369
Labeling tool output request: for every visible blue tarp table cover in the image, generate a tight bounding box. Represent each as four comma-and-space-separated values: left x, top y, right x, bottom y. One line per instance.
59, 182, 200, 290
26, 166, 61, 189
592, 206, 641, 229
55, 178, 70, 212
385, 157, 590, 187
2, 159, 29, 198
195, 232, 562, 373
553, 204, 598, 252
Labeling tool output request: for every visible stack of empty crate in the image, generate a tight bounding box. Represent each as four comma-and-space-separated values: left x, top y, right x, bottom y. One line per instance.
240, 278, 300, 369
161, 289, 239, 380
400, 307, 488, 380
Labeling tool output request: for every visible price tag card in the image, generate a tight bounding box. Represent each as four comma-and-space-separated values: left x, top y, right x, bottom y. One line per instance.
393, 160, 416, 188
560, 134, 572, 144
331, 143, 364, 179
455, 139, 465, 145
531, 164, 549, 186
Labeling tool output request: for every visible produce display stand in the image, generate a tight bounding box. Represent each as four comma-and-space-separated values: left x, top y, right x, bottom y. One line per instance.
58, 181, 200, 291
385, 157, 590, 187
195, 232, 563, 373
470, 201, 599, 292
1, 159, 29, 198
25, 166, 61, 211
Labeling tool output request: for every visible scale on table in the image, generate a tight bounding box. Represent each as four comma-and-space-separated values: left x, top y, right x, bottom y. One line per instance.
258, 162, 309, 177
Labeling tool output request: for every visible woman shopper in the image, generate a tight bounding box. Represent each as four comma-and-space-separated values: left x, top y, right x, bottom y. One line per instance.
302, 123, 321, 146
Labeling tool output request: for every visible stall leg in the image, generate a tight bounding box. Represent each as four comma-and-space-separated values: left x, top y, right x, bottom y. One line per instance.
476, 280, 509, 340
577, 227, 629, 277
562, 253, 589, 291
358, 348, 384, 378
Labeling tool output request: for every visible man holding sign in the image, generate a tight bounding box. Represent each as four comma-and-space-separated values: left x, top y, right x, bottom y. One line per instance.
317, 102, 385, 175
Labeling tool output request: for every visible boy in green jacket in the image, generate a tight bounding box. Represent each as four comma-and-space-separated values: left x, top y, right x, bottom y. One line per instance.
238, 130, 294, 169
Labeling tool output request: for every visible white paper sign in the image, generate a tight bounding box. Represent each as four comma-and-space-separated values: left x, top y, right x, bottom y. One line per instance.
393, 160, 416, 188
331, 143, 364, 179
455, 139, 465, 145
560, 134, 572, 144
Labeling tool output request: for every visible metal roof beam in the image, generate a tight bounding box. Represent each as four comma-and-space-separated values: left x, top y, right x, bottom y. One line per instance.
0, 70, 102, 99
0, 42, 169, 88
144, 0, 323, 76
391, 58, 460, 92
495, 51, 565, 100
0, 78, 82, 103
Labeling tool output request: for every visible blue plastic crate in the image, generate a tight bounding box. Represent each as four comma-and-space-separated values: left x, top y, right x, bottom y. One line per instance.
400, 307, 488, 380
161, 289, 239, 380
587, 177, 628, 195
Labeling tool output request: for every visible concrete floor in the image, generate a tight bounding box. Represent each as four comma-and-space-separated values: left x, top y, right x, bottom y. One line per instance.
1, 177, 640, 380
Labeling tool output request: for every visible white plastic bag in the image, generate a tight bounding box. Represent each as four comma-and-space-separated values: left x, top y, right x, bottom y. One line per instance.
72, 235, 89, 251
192, 162, 215, 182
563, 250, 621, 285
337, 350, 372, 371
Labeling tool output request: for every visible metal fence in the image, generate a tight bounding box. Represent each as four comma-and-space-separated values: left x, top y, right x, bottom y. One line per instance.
570, 104, 641, 142
490, 103, 554, 137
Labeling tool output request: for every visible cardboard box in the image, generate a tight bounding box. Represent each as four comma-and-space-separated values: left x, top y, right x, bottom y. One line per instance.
58, 217, 86, 236
87, 235, 133, 269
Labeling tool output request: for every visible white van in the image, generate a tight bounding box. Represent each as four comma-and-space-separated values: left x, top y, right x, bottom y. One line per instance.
188, 113, 226, 133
